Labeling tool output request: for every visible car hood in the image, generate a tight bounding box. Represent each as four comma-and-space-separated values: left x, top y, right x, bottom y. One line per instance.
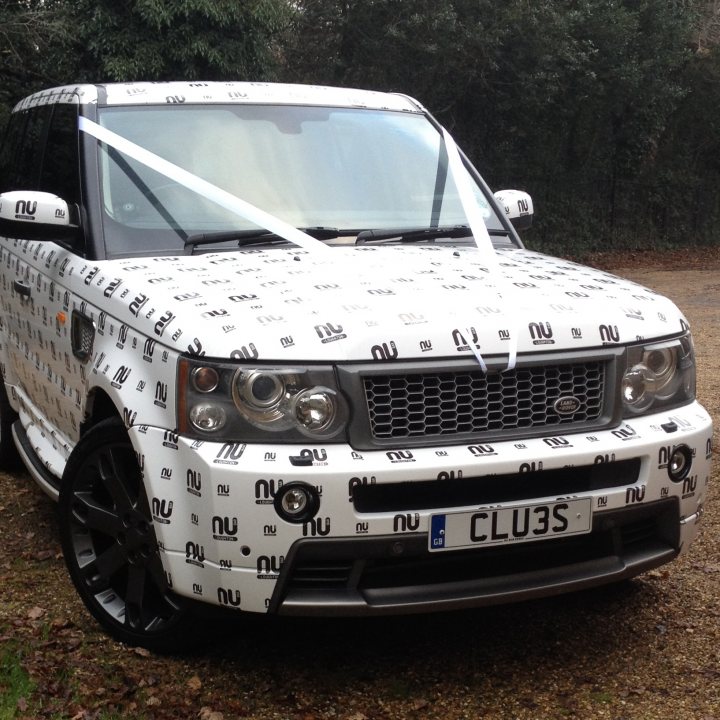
98, 245, 687, 362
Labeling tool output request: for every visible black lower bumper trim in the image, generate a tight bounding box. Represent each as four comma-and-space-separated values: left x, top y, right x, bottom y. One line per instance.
270, 499, 679, 616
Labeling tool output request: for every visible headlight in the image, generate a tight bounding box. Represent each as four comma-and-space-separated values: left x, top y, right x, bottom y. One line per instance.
178, 358, 349, 442
621, 333, 695, 417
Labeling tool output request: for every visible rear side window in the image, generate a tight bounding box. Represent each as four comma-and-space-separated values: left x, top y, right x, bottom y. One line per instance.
0, 106, 52, 192
0, 113, 24, 191
41, 104, 80, 205
0, 102, 80, 205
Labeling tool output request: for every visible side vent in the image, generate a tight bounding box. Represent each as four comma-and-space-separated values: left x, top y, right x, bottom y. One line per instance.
71, 310, 95, 361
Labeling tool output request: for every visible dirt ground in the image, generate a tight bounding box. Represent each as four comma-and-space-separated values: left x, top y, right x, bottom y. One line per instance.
0, 248, 719, 720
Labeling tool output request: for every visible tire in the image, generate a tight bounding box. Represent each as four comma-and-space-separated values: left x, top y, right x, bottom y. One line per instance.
0, 372, 20, 469
58, 417, 196, 652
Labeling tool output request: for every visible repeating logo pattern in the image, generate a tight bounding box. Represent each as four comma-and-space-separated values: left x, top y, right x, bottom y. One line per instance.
0, 228, 713, 615
3, 242, 688, 368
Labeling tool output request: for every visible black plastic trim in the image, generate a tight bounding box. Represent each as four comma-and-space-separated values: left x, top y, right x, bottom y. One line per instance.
352, 458, 641, 513
270, 499, 680, 616
336, 348, 625, 450
70, 309, 95, 361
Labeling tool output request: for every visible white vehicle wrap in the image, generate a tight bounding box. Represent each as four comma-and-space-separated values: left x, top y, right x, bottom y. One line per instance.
0, 81, 712, 648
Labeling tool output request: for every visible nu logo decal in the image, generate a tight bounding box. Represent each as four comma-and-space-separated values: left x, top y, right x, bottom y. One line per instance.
393, 513, 420, 532
371, 341, 398, 360
625, 485, 646, 504
314, 323, 346, 343
599, 324, 620, 343
255, 478, 283, 504
185, 541, 205, 565
303, 517, 331, 537
217, 588, 241, 607
256, 555, 284, 576
14, 199, 37, 219
386, 450, 414, 463
528, 321, 554, 344
111, 366, 131, 388
212, 516, 238, 540
151, 498, 173, 523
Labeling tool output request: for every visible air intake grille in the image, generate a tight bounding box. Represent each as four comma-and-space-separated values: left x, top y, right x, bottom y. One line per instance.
364, 361, 605, 441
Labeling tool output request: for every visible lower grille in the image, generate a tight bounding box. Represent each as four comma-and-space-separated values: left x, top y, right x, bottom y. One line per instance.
290, 563, 353, 588
620, 515, 660, 550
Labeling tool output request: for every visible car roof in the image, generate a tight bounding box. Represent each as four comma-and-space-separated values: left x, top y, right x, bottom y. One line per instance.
13, 82, 424, 114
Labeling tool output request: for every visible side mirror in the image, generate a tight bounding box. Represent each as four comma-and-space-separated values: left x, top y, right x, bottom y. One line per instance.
494, 189, 534, 231
0, 190, 79, 241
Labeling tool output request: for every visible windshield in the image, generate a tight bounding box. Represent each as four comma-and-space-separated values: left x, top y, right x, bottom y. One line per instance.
95, 104, 505, 256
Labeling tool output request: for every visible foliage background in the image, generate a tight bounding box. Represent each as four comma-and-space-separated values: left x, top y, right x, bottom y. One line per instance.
2, 0, 720, 254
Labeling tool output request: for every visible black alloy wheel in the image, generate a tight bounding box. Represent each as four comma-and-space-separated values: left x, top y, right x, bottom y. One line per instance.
59, 418, 193, 651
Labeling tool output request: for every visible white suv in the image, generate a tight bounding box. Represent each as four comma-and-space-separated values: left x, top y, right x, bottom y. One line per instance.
0, 82, 712, 650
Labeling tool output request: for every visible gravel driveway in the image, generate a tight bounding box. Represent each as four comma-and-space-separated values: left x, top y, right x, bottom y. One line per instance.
0, 250, 718, 720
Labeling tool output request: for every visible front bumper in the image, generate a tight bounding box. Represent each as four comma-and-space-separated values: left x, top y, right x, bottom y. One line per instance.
132, 401, 712, 615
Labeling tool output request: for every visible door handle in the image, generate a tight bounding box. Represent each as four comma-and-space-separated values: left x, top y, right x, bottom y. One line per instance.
13, 280, 31, 298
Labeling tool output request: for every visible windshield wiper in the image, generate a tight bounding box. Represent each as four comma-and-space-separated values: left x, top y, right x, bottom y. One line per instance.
184, 227, 342, 254
355, 225, 472, 244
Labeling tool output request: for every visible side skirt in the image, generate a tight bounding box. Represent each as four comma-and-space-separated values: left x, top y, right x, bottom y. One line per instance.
12, 421, 61, 501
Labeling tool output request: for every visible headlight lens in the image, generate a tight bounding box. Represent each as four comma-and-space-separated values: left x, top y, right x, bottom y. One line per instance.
178, 358, 348, 442
294, 389, 337, 432
189, 403, 227, 432
621, 333, 695, 417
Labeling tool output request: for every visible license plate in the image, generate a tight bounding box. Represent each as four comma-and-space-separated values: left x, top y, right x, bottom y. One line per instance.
429, 498, 593, 551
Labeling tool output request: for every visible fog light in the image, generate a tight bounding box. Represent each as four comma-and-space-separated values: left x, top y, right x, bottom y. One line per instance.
274, 482, 320, 523
668, 445, 693, 482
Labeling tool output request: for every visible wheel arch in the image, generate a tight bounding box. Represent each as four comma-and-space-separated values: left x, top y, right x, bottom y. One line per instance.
81, 386, 125, 437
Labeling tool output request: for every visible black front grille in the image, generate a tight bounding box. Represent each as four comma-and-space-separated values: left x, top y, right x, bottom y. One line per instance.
364, 360, 605, 441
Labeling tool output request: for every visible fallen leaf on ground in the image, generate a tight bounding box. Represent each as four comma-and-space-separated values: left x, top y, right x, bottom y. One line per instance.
199, 707, 224, 720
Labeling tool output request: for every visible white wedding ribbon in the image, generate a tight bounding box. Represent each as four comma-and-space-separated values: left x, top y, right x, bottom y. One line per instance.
442, 128, 518, 372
